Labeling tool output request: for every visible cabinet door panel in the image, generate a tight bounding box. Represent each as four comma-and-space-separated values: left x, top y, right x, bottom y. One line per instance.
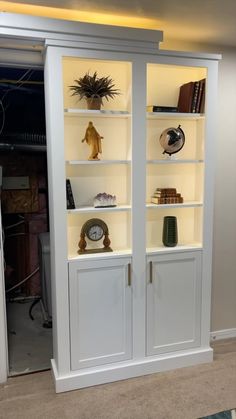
147, 251, 202, 355
69, 258, 132, 370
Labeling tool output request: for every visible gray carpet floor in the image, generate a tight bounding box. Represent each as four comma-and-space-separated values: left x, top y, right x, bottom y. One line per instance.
0, 339, 235, 419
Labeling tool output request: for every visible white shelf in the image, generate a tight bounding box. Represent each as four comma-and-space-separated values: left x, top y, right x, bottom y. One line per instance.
66, 159, 131, 165
147, 159, 204, 164
64, 108, 131, 118
146, 201, 203, 209
147, 112, 204, 120
146, 243, 202, 255
68, 204, 131, 213
68, 248, 132, 261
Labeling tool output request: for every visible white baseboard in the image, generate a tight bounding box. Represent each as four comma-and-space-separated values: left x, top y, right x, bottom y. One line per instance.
210, 328, 236, 341
51, 347, 213, 393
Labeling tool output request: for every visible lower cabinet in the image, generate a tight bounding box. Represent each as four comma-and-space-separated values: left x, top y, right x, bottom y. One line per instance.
146, 251, 202, 356
68, 251, 202, 372
69, 256, 132, 370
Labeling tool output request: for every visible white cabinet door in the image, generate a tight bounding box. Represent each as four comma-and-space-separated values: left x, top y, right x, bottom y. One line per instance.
146, 251, 202, 356
69, 257, 132, 370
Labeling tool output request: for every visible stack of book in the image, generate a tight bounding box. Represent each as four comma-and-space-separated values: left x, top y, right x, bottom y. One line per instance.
177, 78, 206, 113
151, 188, 184, 205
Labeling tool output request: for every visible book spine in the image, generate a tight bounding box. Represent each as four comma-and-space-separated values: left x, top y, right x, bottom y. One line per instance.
177, 81, 194, 113
156, 188, 177, 194
66, 179, 75, 209
199, 79, 206, 113
191, 81, 200, 113
196, 79, 205, 113
151, 196, 184, 204
147, 106, 178, 112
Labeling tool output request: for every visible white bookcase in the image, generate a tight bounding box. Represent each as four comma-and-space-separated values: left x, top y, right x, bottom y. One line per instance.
44, 24, 220, 393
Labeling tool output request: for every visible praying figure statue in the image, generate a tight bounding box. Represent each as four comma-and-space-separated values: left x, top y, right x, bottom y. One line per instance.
82, 121, 104, 160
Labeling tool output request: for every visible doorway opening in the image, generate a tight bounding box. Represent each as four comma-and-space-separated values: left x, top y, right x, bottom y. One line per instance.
0, 66, 52, 376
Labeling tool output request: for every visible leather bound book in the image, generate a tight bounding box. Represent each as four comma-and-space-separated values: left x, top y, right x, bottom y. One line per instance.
199, 78, 206, 113
196, 78, 206, 113
177, 81, 195, 113
191, 81, 200, 113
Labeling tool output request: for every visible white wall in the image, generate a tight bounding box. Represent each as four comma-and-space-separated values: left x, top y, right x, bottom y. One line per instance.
162, 39, 236, 334
211, 48, 236, 332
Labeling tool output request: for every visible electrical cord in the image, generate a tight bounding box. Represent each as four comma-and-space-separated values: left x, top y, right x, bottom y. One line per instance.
5, 233, 26, 239
0, 68, 33, 106
29, 298, 41, 321
0, 99, 5, 137
5, 266, 39, 293
4, 220, 25, 230
0, 68, 35, 136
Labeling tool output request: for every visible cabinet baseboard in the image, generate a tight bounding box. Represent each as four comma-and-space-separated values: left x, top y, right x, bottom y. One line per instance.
51, 347, 213, 393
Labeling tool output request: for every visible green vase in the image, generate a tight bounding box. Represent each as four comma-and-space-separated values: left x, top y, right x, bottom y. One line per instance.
162, 216, 178, 247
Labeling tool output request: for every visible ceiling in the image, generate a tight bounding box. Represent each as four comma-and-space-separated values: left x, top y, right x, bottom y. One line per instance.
2, 0, 236, 48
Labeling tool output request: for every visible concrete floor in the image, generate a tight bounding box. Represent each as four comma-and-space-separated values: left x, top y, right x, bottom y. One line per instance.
6, 299, 52, 376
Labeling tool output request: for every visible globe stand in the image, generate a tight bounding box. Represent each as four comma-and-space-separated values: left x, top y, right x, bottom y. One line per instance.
162, 154, 178, 160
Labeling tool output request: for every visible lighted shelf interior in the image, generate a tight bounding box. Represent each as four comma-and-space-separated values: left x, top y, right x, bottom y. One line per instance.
146, 63, 207, 110
147, 118, 205, 161
63, 57, 132, 112
67, 211, 132, 257
146, 206, 203, 248
147, 163, 203, 203
67, 164, 131, 208
64, 116, 131, 161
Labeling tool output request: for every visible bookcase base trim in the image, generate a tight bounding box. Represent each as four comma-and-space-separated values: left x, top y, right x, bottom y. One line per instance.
51, 347, 213, 393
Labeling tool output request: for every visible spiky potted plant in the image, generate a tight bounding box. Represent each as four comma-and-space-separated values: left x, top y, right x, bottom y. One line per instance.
69, 71, 120, 110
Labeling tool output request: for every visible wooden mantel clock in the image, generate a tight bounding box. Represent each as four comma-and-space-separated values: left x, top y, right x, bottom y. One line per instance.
78, 218, 113, 254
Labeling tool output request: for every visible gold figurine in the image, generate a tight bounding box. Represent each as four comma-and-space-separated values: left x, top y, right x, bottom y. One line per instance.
82, 121, 104, 160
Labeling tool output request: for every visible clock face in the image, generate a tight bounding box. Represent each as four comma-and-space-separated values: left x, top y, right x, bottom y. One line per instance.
87, 224, 104, 241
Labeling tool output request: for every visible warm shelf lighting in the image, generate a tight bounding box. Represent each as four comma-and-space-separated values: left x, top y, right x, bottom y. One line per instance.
0, 1, 162, 29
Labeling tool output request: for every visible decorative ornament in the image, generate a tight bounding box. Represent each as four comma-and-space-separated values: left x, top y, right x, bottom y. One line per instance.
162, 216, 178, 247
78, 218, 112, 254
69, 71, 120, 110
159, 125, 185, 156
82, 121, 103, 160
94, 192, 117, 208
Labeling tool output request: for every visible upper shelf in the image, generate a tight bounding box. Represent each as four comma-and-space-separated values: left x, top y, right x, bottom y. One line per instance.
64, 109, 131, 118
64, 109, 204, 120
66, 159, 131, 165
147, 112, 205, 120
67, 204, 131, 213
146, 201, 203, 209
147, 159, 204, 164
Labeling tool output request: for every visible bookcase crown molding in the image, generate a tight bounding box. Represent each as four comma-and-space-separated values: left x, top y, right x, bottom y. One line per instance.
0, 12, 163, 54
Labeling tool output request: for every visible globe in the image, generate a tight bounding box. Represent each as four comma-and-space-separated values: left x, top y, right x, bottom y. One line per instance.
159, 124, 185, 156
